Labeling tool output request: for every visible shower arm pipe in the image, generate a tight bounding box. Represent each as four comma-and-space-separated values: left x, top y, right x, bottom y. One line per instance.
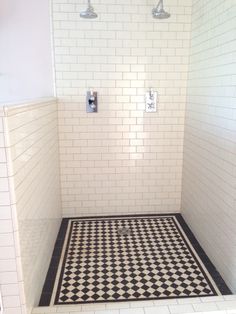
155, 0, 164, 11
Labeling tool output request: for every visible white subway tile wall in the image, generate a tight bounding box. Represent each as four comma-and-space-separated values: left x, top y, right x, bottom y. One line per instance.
0, 99, 62, 314
5, 100, 62, 313
182, 0, 236, 293
0, 108, 26, 314
53, 0, 193, 216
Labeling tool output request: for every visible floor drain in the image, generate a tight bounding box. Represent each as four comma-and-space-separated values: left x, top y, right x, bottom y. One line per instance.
117, 227, 131, 236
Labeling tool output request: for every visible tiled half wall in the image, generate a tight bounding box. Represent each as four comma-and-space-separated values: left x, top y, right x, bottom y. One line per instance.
0, 99, 62, 314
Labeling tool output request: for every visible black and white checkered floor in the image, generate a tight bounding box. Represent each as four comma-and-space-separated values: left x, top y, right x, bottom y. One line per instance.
39, 214, 231, 306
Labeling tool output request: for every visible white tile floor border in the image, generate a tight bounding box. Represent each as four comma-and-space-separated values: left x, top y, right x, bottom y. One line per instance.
33, 295, 236, 314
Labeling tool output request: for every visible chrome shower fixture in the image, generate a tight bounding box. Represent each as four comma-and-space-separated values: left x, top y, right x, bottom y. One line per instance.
80, 0, 98, 19
152, 0, 170, 19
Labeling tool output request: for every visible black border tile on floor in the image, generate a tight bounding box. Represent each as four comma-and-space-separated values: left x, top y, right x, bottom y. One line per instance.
39, 214, 231, 306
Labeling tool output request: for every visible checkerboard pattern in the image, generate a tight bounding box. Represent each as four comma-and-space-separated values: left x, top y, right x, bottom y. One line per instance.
53, 216, 220, 304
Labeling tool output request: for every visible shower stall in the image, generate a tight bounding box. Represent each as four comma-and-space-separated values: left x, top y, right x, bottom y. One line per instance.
0, 0, 235, 314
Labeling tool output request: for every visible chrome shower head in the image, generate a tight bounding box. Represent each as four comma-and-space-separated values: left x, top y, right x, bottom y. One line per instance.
152, 0, 170, 19
80, 0, 98, 19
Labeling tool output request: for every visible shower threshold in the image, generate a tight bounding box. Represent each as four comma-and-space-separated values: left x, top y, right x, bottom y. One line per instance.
39, 214, 231, 306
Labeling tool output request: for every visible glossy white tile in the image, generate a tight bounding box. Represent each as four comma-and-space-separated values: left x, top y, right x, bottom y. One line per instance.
182, 0, 236, 293
4, 99, 62, 314
53, 0, 192, 217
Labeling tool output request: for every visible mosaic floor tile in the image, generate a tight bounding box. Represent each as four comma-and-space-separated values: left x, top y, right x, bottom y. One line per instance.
39, 214, 231, 305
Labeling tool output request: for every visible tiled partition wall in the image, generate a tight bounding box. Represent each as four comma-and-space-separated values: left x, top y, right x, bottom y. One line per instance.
0, 109, 26, 314
0, 99, 62, 314
182, 0, 236, 292
53, 0, 192, 216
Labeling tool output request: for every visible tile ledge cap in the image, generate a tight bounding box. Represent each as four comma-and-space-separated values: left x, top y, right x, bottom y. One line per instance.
1, 97, 57, 113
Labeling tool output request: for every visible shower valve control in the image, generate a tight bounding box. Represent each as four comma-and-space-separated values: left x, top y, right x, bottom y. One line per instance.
86, 90, 98, 113
145, 88, 158, 113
